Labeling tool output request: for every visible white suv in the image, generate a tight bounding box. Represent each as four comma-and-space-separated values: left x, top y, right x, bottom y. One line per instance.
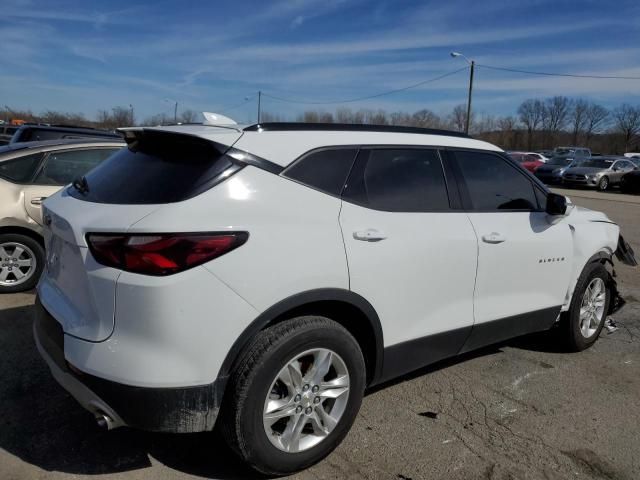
34, 122, 636, 475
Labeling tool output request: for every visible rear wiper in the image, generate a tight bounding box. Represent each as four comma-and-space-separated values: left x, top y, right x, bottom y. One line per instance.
72, 176, 90, 195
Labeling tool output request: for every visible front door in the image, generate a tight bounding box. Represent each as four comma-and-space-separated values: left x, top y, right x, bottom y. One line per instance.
450, 150, 573, 351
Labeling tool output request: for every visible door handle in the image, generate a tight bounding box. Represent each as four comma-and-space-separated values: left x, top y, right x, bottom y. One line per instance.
30, 197, 47, 206
482, 232, 506, 244
353, 229, 387, 242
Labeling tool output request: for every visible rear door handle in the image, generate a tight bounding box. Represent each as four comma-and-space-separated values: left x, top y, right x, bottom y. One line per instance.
482, 232, 506, 244
30, 197, 47, 206
353, 229, 387, 242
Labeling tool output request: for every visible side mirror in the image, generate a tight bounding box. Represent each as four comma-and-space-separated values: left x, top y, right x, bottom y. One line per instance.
546, 192, 568, 216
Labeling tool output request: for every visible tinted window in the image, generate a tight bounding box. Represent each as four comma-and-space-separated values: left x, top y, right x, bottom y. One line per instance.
68, 134, 235, 204
0, 152, 43, 183
343, 149, 449, 212
581, 159, 614, 168
35, 148, 119, 185
455, 151, 538, 211
284, 148, 357, 195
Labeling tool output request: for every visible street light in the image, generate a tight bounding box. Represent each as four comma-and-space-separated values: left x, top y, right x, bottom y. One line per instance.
450, 51, 475, 134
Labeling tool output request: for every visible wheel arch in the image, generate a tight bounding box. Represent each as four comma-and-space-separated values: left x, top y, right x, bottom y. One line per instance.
0, 225, 44, 247
216, 289, 384, 396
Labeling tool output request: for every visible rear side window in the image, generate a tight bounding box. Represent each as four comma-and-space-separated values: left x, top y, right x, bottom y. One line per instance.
34, 148, 119, 186
69, 133, 236, 204
0, 152, 43, 183
283, 148, 357, 195
343, 148, 450, 212
454, 151, 539, 211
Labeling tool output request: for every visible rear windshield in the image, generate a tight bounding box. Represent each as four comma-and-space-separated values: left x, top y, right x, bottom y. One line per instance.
68, 133, 237, 204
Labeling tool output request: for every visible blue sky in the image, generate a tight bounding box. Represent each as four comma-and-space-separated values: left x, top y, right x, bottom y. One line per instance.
1, 0, 639, 123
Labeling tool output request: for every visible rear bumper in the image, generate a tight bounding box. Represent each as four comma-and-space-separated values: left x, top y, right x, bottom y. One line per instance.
33, 297, 221, 433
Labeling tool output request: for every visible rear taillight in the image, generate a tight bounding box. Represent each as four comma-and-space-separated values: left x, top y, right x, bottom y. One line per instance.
87, 232, 248, 276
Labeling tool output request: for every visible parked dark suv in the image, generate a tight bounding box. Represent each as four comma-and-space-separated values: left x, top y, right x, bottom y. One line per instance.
10, 125, 120, 144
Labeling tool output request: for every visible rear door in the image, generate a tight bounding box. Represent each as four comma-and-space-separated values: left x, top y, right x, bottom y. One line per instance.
449, 150, 573, 350
339, 148, 478, 379
24, 147, 119, 224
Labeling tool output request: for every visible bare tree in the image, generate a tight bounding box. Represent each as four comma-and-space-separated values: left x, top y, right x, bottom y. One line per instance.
569, 98, 588, 145
411, 109, 441, 128
518, 99, 545, 149
179, 109, 199, 123
335, 108, 354, 123
543, 96, 570, 133
449, 104, 470, 132
611, 104, 640, 150
583, 103, 609, 145
390, 111, 412, 126
141, 112, 172, 126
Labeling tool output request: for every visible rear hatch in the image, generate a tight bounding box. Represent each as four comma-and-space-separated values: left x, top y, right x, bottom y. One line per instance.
38, 127, 243, 342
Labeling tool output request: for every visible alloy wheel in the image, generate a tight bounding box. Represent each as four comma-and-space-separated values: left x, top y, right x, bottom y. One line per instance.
263, 348, 350, 453
579, 277, 607, 338
0, 242, 37, 287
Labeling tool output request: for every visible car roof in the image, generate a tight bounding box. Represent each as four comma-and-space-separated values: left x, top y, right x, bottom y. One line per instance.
124, 122, 502, 167
0, 139, 125, 158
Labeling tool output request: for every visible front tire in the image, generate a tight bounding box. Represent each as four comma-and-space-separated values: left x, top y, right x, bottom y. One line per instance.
597, 176, 609, 191
562, 262, 610, 351
0, 233, 44, 293
221, 316, 366, 476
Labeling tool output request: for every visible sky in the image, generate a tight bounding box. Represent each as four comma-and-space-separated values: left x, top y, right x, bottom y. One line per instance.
1, 0, 639, 123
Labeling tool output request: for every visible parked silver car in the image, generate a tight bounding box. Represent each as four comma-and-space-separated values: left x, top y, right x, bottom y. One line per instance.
562, 157, 637, 191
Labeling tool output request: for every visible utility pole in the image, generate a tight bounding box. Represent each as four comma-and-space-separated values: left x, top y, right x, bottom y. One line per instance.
450, 52, 475, 134
257, 91, 262, 123
129, 104, 134, 126
465, 60, 474, 135
174, 101, 178, 124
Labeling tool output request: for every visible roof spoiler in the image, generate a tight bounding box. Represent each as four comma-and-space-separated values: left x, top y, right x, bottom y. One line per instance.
202, 112, 237, 126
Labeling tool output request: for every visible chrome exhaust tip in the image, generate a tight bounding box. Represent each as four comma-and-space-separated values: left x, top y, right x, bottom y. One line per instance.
95, 412, 115, 430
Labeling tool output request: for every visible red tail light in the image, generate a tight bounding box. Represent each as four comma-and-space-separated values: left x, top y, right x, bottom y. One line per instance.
87, 232, 248, 276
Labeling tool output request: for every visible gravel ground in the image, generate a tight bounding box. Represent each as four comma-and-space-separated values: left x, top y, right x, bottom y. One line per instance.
1, 190, 638, 480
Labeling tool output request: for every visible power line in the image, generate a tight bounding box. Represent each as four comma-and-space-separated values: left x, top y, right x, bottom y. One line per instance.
260, 66, 470, 105
477, 64, 640, 80
218, 95, 256, 114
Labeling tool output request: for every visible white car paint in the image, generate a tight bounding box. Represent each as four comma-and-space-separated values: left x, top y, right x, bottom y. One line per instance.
36, 124, 624, 414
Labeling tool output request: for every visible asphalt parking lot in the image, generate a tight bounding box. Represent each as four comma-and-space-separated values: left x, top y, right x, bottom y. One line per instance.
1, 189, 639, 480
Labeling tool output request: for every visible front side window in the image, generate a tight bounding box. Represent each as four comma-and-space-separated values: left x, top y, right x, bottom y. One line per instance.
343, 148, 450, 212
0, 152, 43, 183
34, 148, 120, 185
454, 151, 539, 211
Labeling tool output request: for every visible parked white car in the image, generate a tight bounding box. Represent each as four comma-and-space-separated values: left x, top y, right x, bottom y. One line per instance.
34, 122, 636, 475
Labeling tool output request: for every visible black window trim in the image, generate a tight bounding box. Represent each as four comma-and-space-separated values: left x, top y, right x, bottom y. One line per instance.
447, 147, 547, 213
340, 145, 456, 213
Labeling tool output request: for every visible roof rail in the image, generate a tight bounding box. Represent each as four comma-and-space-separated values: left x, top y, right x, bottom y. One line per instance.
243, 122, 471, 138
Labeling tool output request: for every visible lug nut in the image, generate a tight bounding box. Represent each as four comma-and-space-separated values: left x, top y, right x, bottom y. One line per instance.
296, 405, 303, 414
302, 384, 310, 392
314, 396, 321, 404
305, 407, 312, 415
294, 394, 301, 402
312, 385, 319, 393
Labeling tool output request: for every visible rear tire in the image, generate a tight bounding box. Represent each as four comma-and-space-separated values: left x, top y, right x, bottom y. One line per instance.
220, 316, 366, 476
0, 233, 44, 293
597, 176, 609, 191
562, 262, 610, 351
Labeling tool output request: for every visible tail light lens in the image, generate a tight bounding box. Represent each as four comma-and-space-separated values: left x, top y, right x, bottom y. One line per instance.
87, 232, 248, 276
